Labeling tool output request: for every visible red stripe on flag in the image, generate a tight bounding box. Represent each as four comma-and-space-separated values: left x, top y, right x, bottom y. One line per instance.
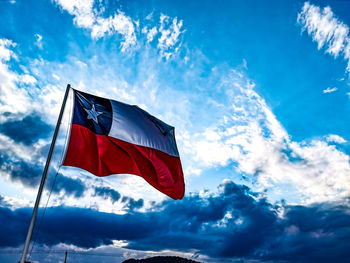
63, 124, 185, 199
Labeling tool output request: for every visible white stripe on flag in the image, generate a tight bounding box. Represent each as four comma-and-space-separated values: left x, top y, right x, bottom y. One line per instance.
108, 100, 179, 157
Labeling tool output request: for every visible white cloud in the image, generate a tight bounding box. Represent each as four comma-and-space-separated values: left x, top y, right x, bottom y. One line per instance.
184, 166, 201, 177
326, 134, 347, 144
34, 33, 43, 49
0, 39, 67, 123
242, 58, 248, 69
21, 74, 37, 85
55, 0, 95, 28
145, 12, 153, 21
55, 0, 137, 52
36, 84, 68, 122
91, 11, 137, 52
323, 87, 337, 93
109, 12, 137, 52
298, 2, 350, 71
54, 1, 185, 57
0, 39, 16, 61
52, 73, 60, 80
141, 14, 185, 59
193, 70, 350, 204
0, 134, 34, 161
142, 26, 158, 43
157, 14, 184, 60
74, 59, 87, 67
0, 39, 32, 116
0, 195, 32, 209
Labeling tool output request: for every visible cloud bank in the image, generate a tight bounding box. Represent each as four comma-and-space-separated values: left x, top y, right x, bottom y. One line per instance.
1, 181, 349, 262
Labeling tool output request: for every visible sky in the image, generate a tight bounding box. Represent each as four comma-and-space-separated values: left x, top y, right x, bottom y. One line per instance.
1, 0, 350, 262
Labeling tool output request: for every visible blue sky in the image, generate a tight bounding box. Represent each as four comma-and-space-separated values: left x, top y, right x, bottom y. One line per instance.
1, 0, 350, 262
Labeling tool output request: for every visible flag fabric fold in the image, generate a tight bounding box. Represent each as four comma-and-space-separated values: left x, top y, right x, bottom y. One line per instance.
63, 89, 185, 199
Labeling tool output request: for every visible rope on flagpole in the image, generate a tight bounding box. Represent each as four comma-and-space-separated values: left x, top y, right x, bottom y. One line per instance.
28, 167, 60, 259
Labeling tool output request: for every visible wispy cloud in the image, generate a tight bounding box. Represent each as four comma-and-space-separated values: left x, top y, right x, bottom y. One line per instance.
141, 14, 185, 60
193, 70, 350, 204
142, 26, 158, 43
34, 33, 43, 49
157, 14, 184, 60
298, 1, 350, 71
323, 87, 337, 93
91, 11, 137, 52
54, 1, 185, 57
54, 0, 137, 52
326, 134, 347, 144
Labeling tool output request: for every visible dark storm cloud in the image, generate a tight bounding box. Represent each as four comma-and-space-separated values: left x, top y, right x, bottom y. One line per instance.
122, 196, 144, 210
0, 118, 87, 197
50, 174, 86, 198
94, 186, 121, 203
0, 153, 43, 187
0, 151, 88, 198
0, 206, 30, 247
0, 116, 54, 188
128, 181, 280, 257
1, 181, 349, 262
0, 114, 52, 145
93, 187, 143, 210
263, 203, 350, 263
0, 206, 158, 248
0, 195, 4, 206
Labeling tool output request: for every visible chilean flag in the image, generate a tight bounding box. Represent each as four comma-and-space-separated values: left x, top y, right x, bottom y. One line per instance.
63, 89, 185, 199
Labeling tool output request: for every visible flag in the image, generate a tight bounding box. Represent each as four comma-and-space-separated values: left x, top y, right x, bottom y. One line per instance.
63, 89, 185, 199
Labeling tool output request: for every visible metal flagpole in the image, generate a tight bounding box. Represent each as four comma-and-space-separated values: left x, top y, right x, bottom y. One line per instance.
19, 84, 71, 263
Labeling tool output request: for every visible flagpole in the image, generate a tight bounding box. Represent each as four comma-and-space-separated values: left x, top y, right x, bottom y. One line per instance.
20, 84, 71, 263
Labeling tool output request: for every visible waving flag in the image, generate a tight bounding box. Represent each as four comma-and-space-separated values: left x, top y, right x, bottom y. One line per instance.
63, 89, 185, 199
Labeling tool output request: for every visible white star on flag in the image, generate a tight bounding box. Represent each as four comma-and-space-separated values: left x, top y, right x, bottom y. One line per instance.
84, 104, 103, 124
